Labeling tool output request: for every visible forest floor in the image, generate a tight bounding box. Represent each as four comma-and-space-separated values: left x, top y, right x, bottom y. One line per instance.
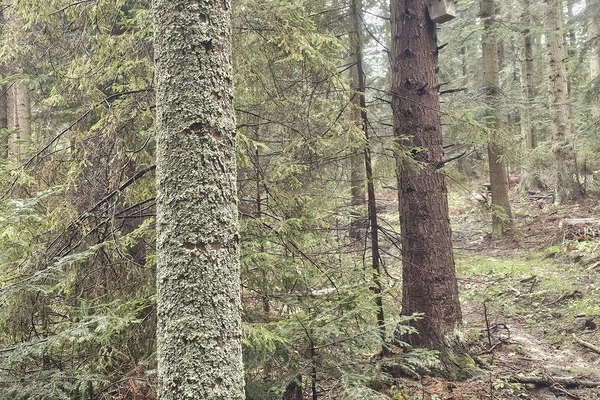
389, 186, 600, 400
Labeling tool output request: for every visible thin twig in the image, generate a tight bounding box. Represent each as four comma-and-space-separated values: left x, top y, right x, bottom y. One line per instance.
49, 0, 95, 15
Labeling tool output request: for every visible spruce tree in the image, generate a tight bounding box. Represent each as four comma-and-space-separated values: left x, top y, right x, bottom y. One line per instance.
390, 0, 468, 377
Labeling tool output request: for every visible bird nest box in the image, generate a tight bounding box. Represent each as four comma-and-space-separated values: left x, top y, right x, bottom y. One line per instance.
428, 0, 456, 24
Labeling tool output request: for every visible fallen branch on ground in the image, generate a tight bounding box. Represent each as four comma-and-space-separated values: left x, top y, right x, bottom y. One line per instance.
544, 290, 583, 306
572, 333, 600, 355
507, 374, 600, 388
550, 385, 580, 399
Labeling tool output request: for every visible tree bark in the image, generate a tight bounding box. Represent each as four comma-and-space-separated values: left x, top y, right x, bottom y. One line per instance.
6, 83, 30, 161
7, 84, 18, 159
390, 0, 465, 374
0, 8, 6, 160
15, 83, 31, 160
546, 0, 584, 203
566, 0, 577, 59
0, 84, 7, 159
350, 0, 385, 344
153, 0, 245, 399
481, 0, 513, 235
587, 0, 600, 120
348, 0, 366, 241
521, 0, 536, 152
4, 2, 30, 163
16, 84, 30, 141
520, 0, 543, 192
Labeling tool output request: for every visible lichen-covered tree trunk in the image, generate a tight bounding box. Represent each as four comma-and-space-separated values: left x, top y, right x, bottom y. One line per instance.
481, 0, 513, 235
153, 0, 245, 399
390, 0, 465, 375
546, 0, 583, 203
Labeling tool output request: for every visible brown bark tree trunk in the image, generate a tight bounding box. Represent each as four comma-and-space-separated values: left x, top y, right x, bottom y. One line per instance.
481, 0, 513, 235
390, 0, 467, 377
546, 0, 584, 203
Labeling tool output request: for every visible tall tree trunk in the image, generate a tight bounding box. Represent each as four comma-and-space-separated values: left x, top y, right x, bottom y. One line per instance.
520, 0, 543, 192
0, 8, 6, 160
390, 0, 466, 376
566, 0, 577, 59
348, 0, 366, 241
7, 84, 18, 158
7, 84, 30, 161
521, 0, 536, 152
455, 46, 469, 175
153, 0, 245, 399
15, 83, 30, 159
546, 0, 584, 203
0, 84, 7, 159
4, 3, 30, 163
350, 0, 385, 343
587, 0, 600, 120
481, 0, 513, 235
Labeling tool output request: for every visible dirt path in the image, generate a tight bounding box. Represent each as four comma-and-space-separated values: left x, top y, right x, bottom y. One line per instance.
417, 192, 600, 399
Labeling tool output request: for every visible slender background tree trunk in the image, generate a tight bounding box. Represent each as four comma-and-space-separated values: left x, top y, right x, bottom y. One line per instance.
546, 0, 584, 203
520, 0, 544, 192
587, 0, 600, 121
348, 0, 366, 241
0, 8, 6, 160
349, 0, 385, 344
481, 0, 513, 235
0, 84, 7, 160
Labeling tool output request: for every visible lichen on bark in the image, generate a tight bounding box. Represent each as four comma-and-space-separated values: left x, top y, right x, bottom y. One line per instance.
153, 0, 245, 398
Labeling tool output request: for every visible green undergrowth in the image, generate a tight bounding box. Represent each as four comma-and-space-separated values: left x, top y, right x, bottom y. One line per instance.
455, 241, 600, 330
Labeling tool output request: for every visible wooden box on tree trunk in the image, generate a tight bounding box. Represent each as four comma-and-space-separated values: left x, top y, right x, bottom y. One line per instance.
428, 0, 456, 24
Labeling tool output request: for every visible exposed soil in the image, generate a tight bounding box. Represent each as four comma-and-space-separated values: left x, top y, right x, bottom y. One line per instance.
392, 188, 600, 399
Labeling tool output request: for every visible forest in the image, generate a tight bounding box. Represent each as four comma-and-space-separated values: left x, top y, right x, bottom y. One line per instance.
1, 0, 600, 399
